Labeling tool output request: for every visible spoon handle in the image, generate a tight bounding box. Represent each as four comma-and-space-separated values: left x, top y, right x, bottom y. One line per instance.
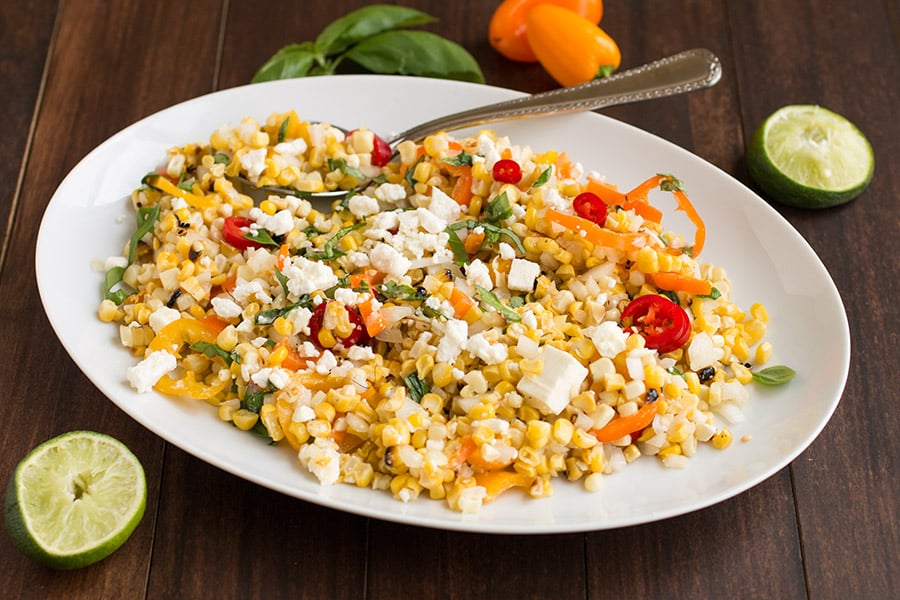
391, 48, 722, 144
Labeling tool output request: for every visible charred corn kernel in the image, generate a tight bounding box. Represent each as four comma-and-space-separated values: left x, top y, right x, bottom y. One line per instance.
636, 246, 660, 274
431, 362, 453, 387
750, 302, 769, 323
288, 422, 310, 445
571, 428, 598, 449
657, 444, 682, 460
218, 402, 237, 422
415, 354, 435, 379
519, 357, 544, 376
755, 341, 773, 365
267, 345, 288, 366
98, 299, 120, 322
711, 428, 733, 449
732, 362, 753, 384
468, 403, 495, 421
273, 316, 293, 336
666, 422, 691, 444
314, 402, 336, 423
259, 404, 284, 442
551, 419, 574, 445
623, 443, 642, 463
259, 199, 278, 215
232, 409, 259, 431
307, 418, 332, 438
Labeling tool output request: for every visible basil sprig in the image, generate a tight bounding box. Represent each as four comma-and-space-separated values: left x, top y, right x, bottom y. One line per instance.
252, 5, 484, 84
751, 365, 797, 386
104, 205, 160, 304
475, 285, 521, 323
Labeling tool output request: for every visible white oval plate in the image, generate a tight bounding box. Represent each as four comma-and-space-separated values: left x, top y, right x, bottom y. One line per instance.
36, 76, 849, 534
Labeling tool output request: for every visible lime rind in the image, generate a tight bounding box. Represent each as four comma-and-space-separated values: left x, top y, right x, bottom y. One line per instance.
4, 431, 146, 569
747, 105, 874, 209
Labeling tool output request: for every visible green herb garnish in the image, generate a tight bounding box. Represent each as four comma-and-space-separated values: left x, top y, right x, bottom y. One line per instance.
403, 372, 430, 403
751, 365, 796, 386
190, 341, 240, 366
475, 285, 521, 322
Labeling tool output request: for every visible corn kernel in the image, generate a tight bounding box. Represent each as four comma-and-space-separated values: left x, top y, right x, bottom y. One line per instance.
98, 299, 120, 322
551, 419, 574, 445
711, 427, 733, 449
232, 409, 259, 430
755, 341, 773, 365
657, 444, 682, 460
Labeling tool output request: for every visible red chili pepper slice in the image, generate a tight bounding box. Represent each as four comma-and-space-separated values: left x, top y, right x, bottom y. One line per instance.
620, 294, 691, 354
492, 159, 523, 184
222, 216, 264, 251
572, 191, 607, 225
308, 301, 368, 350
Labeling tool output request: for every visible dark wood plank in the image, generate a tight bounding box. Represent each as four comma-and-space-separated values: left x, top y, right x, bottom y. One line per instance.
0, 0, 58, 252
728, 1, 900, 598
0, 0, 221, 597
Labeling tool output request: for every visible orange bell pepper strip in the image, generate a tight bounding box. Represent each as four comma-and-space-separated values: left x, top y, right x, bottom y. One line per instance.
649, 271, 712, 296
586, 177, 665, 223
546, 209, 650, 251
348, 267, 384, 289
450, 167, 474, 206
148, 316, 228, 357
672, 188, 706, 257
276, 243, 291, 271
463, 229, 486, 255
449, 287, 477, 320
357, 295, 388, 337
474, 470, 534, 503
272, 338, 309, 372
590, 402, 658, 443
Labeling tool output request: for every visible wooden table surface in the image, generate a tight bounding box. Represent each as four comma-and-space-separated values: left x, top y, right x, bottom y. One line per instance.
2, 1, 897, 598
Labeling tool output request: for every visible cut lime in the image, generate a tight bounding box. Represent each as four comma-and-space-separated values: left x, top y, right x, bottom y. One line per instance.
747, 105, 874, 208
4, 431, 146, 569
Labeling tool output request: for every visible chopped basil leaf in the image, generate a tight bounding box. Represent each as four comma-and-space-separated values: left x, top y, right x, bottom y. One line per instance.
508, 295, 525, 308
255, 295, 313, 325
277, 116, 290, 143
531, 166, 552, 188
274, 266, 290, 297
176, 175, 195, 192
213, 152, 230, 165
403, 372, 430, 403
243, 228, 281, 247
327, 157, 367, 181
404, 154, 425, 188
242, 388, 268, 413
104, 205, 160, 304
475, 285, 521, 322
380, 281, 426, 302
751, 365, 796, 386
442, 150, 473, 167
103, 266, 130, 304
448, 220, 525, 254
190, 341, 239, 365
306, 221, 366, 260
445, 226, 469, 265
485, 191, 512, 223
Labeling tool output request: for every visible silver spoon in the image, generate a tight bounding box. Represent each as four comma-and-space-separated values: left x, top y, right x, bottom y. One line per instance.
238, 48, 721, 199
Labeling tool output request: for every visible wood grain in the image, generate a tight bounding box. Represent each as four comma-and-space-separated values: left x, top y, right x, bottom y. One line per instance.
1, 1, 897, 598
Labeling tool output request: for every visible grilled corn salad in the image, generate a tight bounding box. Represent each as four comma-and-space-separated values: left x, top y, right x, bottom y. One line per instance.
99, 110, 777, 513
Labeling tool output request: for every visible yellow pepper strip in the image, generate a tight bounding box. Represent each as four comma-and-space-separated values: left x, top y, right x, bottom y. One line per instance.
546, 208, 649, 251
148, 316, 229, 358
154, 371, 228, 403
149, 174, 219, 210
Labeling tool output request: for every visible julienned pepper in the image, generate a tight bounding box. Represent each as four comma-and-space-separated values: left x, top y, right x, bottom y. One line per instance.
147, 316, 229, 357
525, 4, 620, 87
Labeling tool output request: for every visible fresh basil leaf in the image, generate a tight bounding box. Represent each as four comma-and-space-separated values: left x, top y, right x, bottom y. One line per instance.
448, 220, 525, 254
531, 166, 552, 188
306, 221, 366, 261
403, 372, 430, 403
274, 266, 290, 297
315, 5, 436, 56
445, 226, 469, 265
242, 388, 268, 413
327, 157, 367, 181
277, 116, 290, 143
128, 206, 160, 265
213, 152, 230, 165
508, 296, 525, 308
251, 42, 319, 83
255, 296, 313, 325
104, 266, 130, 304
344, 30, 485, 83
485, 191, 512, 223
176, 176, 195, 192
751, 365, 796, 386
442, 150, 473, 167
190, 341, 239, 366
380, 281, 427, 302
404, 154, 425, 189
243, 228, 281, 247
475, 285, 521, 322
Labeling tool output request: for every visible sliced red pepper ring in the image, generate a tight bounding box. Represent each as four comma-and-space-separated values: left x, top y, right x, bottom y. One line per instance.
620, 294, 691, 354
572, 191, 607, 225
308, 301, 368, 350
492, 159, 523, 184
222, 216, 265, 251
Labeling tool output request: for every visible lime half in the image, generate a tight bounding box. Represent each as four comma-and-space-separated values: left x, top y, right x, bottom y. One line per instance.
747, 105, 874, 208
4, 431, 146, 569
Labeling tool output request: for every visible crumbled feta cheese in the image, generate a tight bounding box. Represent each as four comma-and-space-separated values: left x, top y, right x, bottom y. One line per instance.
428, 187, 462, 223
249, 208, 295, 236
374, 183, 407, 204
584, 321, 629, 359
274, 137, 307, 156
348, 194, 380, 218
230, 279, 273, 304
239, 148, 267, 181
126, 350, 177, 393
477, 133, 501, 169
315, 350, 338, 374
507, 258, 540, 292
148, 306, 181, 333
369, 242, 411, 278
516, 345, 588, 415
436, 319, 468, 364
282, 256, 339, 297
465, 333, 508, 365
498, 242, 516, 260
465, 259, 493, 291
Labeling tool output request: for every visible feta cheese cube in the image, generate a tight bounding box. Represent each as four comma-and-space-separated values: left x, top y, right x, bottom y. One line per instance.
507, 258, 540, 292
516, 345, 588, 415
126, 350, 177, 393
